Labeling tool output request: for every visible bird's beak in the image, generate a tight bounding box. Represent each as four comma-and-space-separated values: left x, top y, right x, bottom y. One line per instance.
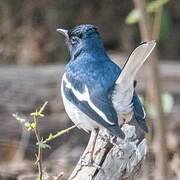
56, 28, 69, 39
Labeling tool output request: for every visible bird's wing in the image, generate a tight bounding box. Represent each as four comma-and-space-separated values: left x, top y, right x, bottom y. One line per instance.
62, 73, 125, 138
133, 91, 148, 132
112, 41, 156, 113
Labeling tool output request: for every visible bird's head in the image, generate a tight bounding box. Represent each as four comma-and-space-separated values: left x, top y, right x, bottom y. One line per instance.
57, 24, 105, 59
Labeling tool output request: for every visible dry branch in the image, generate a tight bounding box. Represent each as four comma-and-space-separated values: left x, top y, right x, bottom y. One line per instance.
69, 122, 147, 180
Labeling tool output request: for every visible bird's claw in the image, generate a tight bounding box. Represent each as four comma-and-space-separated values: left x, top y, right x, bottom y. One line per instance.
98, 133, 119, 146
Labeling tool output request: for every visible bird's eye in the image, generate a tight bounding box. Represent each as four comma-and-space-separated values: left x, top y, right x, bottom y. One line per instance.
70, 36, 78, 45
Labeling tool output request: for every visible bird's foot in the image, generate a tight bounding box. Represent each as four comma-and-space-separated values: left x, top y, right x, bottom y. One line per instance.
99, 133, 119, 146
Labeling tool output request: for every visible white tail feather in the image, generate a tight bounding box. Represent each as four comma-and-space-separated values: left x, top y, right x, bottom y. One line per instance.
116, 40, 156, 88
112, 40, 156, 114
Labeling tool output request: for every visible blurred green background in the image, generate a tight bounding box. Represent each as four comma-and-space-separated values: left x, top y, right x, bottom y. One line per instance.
0, 0, 179, 65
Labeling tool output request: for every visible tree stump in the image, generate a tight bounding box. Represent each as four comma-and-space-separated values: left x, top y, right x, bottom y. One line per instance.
69, 121, 147, 180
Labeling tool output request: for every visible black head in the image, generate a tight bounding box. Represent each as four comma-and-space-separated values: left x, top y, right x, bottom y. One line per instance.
68, 24, 98, 39
57, 24, 105, 59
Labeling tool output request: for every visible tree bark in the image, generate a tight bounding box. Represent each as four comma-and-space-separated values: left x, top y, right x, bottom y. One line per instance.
69, 121, 147, 180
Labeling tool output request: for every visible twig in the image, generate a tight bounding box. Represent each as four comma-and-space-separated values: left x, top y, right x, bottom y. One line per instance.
42, 125, 76, 144
53, 172, 64, 180
32, 101, 49, 180
33, 115, 43, 180
14, 101, 77, 180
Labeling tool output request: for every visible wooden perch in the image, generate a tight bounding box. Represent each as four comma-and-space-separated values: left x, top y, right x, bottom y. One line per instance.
69, 121, 147, 180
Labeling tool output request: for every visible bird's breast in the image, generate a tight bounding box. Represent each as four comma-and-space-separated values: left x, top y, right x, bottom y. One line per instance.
61, 73, 101, 132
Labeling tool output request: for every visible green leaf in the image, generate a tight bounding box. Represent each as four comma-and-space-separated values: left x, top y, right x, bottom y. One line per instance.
37, 141, 51, 149
146, 92, 174, 118
147, 0, 170, 13
31, 122, 36, 129
125, 9, 140, 24
162, 92, 174, 113
30, 110, 39, 117
147, 103, 157, 118
30, 101, 48, 117
24, 122, 36, 131
125, 0, 170, 26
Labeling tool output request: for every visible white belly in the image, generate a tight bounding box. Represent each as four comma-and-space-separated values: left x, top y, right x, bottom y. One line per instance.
61, 79, 100, 132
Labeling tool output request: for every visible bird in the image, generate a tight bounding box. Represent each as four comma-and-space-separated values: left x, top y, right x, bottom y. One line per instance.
57, 24, 156, 164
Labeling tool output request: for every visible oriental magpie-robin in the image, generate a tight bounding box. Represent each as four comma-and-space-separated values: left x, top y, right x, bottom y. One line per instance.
57, 24, 155, 163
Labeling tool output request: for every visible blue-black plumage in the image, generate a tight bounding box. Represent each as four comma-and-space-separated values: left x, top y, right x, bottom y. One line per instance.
57, 24, 155, 139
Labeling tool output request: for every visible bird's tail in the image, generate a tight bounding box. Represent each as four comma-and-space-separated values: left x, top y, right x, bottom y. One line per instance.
116, 40, 156, 89
112, 41, 156, 114
107, 125, 125, 139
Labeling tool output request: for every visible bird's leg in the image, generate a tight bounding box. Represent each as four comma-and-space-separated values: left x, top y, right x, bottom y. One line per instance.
89, 128, 99, 163
79, 128, 101, 168
97, 128, 118, 146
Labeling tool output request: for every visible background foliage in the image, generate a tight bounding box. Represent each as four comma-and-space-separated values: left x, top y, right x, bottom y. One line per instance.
0, 0, 179, 65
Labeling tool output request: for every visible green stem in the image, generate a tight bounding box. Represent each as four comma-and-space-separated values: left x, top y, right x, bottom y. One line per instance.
34, 116, 43, 180
42, 125, 76, 144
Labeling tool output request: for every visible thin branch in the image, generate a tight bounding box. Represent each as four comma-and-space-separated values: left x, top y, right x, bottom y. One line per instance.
42, 125, 76, 144
33, 115, 43, 180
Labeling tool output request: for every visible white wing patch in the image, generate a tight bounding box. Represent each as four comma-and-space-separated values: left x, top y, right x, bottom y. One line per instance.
62, 74, 115, 125
136, 105, 146, 119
